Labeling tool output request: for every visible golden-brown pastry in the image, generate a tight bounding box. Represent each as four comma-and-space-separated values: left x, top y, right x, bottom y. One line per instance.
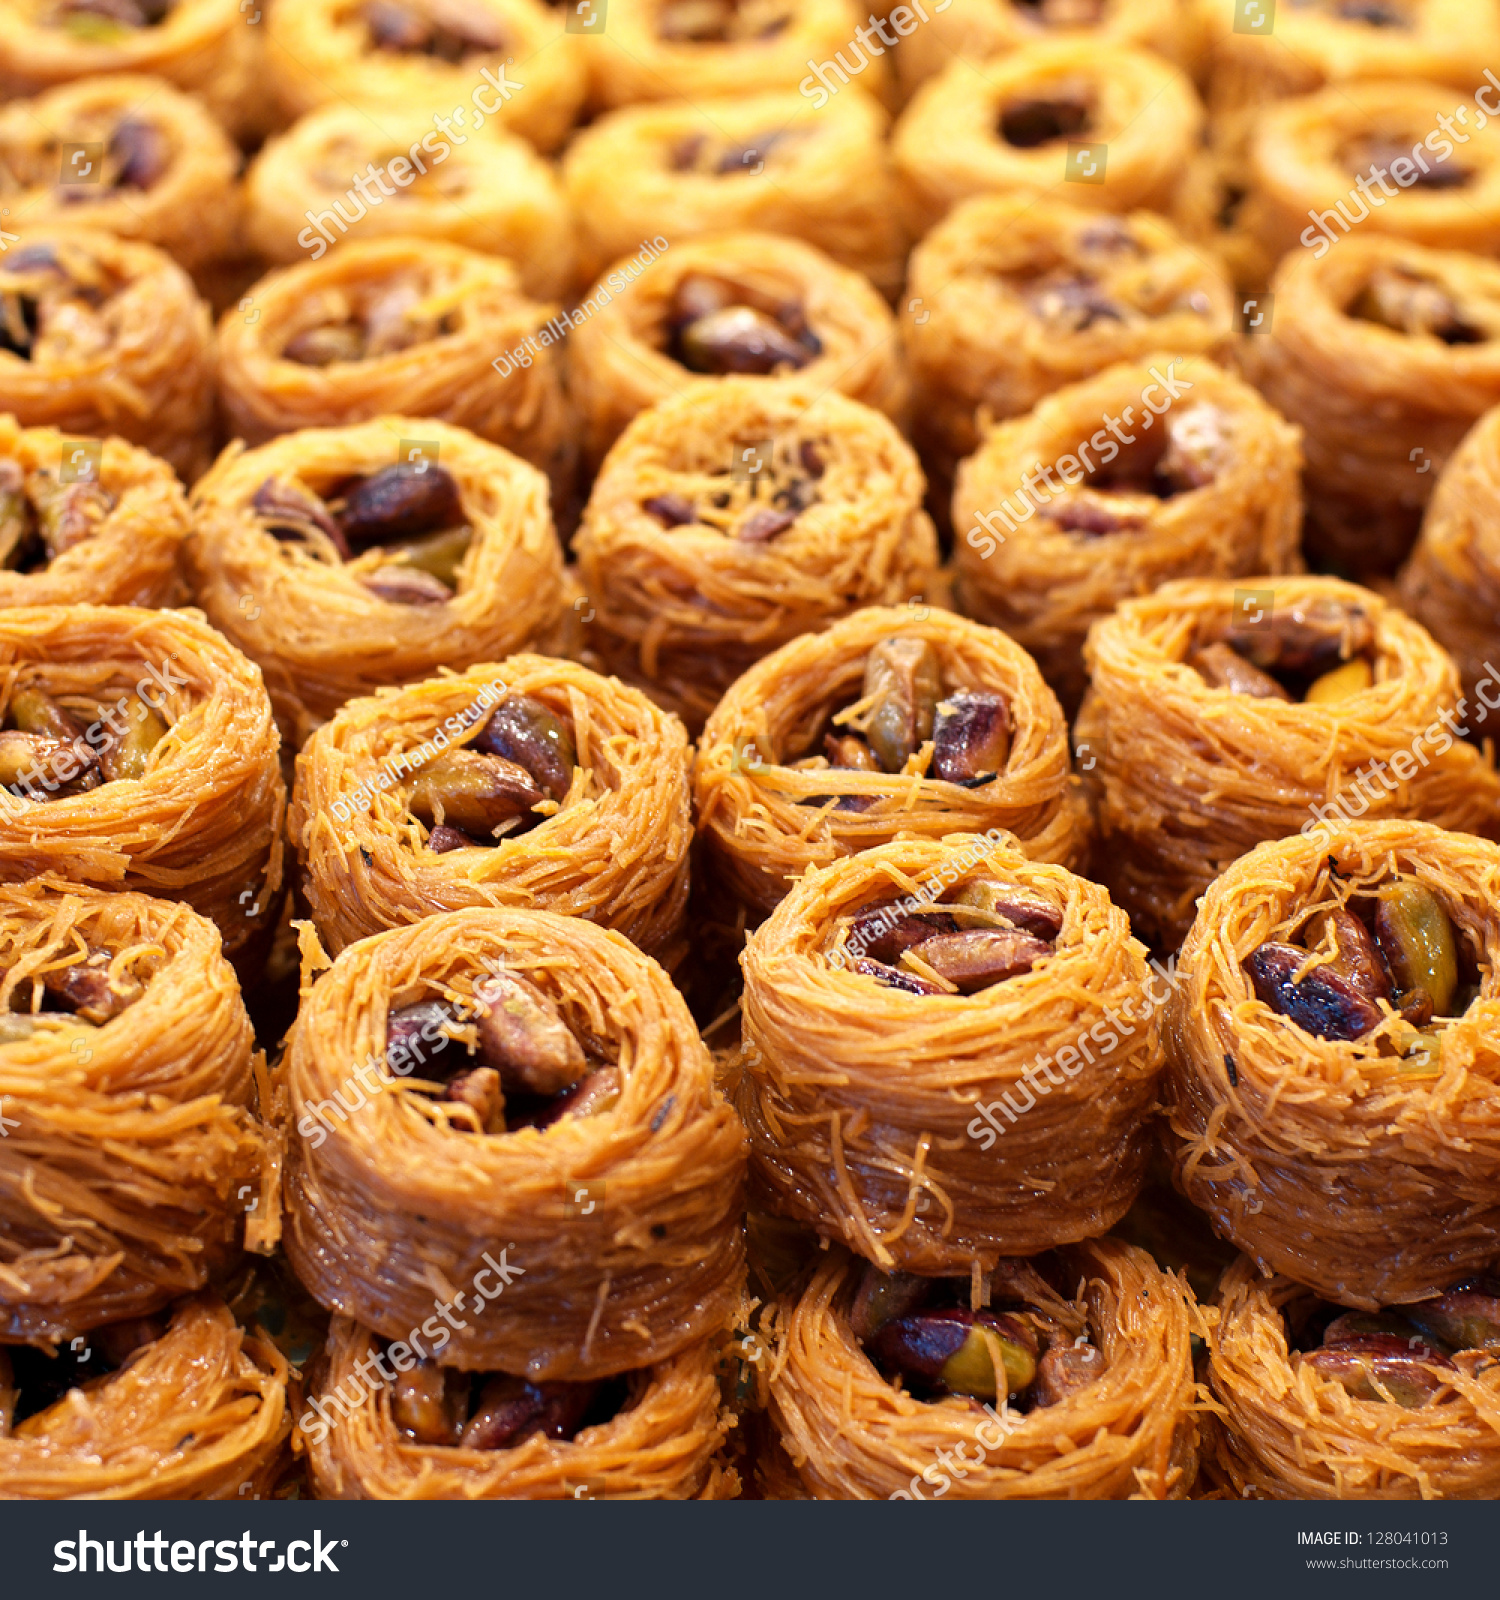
280, 908, 747, 1380
1245, 235, 1500, 577
186, 417, 566, 747
1164, 820, 1500, 1310
562, 87, 904, 296
0, 416, 187, 608
575, 381, 937, 732
764, 1240, 1200, 1499
290, 657, 692, 957
0, 1296, 289, 1500
217, 238, 572, 502
1077, 576, 1500, 950
0, 605, 286, 964
737, 835, 1165, 1271
892, 39, 1203, 235
953, 353, 1303, 712
0, 228, 213, 480
696, 604, 1090, 916
903, 197, 1235, 489
245, 102, 575, 301
304, 1317, 738, 1498
1206, 1256, 1500, 1501
567, 231, 906, 469
266, 0, 585, 154
1398, 401, 1500, 714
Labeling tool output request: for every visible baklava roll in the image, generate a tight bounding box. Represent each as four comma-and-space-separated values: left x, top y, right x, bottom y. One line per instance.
1246, 237, 1500, 577
738, 835, 1165, 1271
696, 605, 1089, 916
1245, 81, 1500, 264
266, 0, 585, 154
953, 353, 1303, 712
895, 0, 1185, 100
892, 40, 1203, 235
1165, 821, 1500, 1310
587, 0, 887, 110
0, 228, 213, 481
218, 239, 571, 498
0, 605, 286, 964
575, 382, 937, 732
0, 1296, 289, 1500
1207, 1257, 1500, 1501
1078, 577, 1500, 949
1398, 403, 1500, 713
567, 231, 906, 469
0, 0, 265, 142
904, 196, 1235, 486
0, 418, 187, 609
0, 74, 241, 276
562, 88, 903, 296
245, 102, 575, 301
764, 1241, 1199, 1500
281, 908, 747, 1380
186, 417, 566, 747
1169, 147, 1276, 296
305, 1316, 738, 1499
0, 881, 269, 1342
291, 657, 691, 957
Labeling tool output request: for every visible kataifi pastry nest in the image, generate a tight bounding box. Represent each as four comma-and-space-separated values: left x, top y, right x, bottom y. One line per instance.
562, 87, 904, 296
737, 835, 1165, 1273
305, 1316, 738, 1500
696, 605, 1089, 916
217, 238, 571, 497
279, 908, 746, 1381
765, 1240, 1200, 1500
290, 656, 691, 958
186, 417, 566, 747
0, 880, 271, 1342
1244, 235, 1500, 577
566, 230, 906, 468
0, 604, 286, 963
953, 353, 1303, 712
0, 1295, 289, 1500
1163, 820, 1500, 1310
0, 416, 187, 609
1076, 576, 1500, 950
575, 381, 937, 732
892, 39, 1203, 235
0, 228, 213, 481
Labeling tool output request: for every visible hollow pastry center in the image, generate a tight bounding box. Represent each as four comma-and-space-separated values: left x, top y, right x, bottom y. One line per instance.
655, 0, 793, 43
1188, 595, 1375, 702
1287, 0, 1411, 23
851, 1259, 1103, 1410
1017, 223, 1213, 332
0, 242, 119, 364
1340, 133, 1473, 192
0, 939, 145, 1056
668, 128, 800, 177
1011, 0, 1104, 23
384, 964, 617, 1134
833, 871, 1062, 996
282, 273, 458, 366
1036, 402, 1231, 539
390, 1356, 630, 1449
404, 692, 579, 850
998, 80, 1095, 149
0, 456, 114, 573
1287, 1279, 1500, 1408
0, 679, 168, 804
43, 0, 173, 37
784, 636, 1015, 810
641, 431, 826, 544
0, 1315, 165, 1437
1244, 874, 1476, 1057
1349, 263, 1490, 345
362, 0, 507, 60
663, 271, 822, 377
252, 461, 472, 606
0, 112, 173, 194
